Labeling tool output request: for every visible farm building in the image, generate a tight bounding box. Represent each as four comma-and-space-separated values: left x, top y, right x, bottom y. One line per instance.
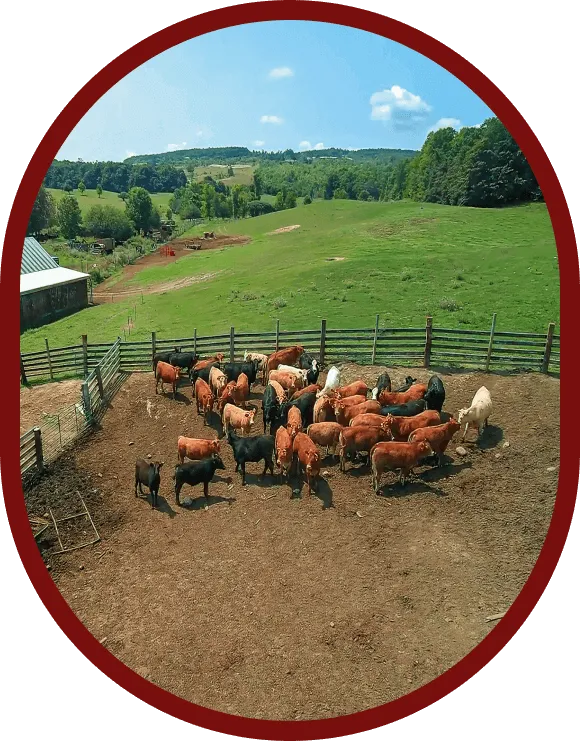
20, 237, 89, 332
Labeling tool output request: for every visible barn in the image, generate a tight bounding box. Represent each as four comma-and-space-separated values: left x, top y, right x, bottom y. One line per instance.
20, 237, 90, 332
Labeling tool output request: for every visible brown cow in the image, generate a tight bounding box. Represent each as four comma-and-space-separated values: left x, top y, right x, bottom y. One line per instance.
177, 436, 220, 464
217, 381, 236, 413
287, 406, 302, 440
384, 410, 441, 441
313, 395, 335, 423
268, 370, 300, 394
209, 366, 227, 396
332, 399, 381, 426
332, 394, 367, 408
378, 384, 428, 407
338, 423, 392, 472
349, 413, 386, 428
267, 346, 305, 373
275, 425, 293, 483
292, 432, 321, 495
307, 422, 343, 458
222, 403, 255, 436
370, 440, 432, 490
155, 361, 180, 399
268, 379, 287, 404
290, 383, 322, 401
409, 418, 461, 466
335, 380, 369, 399
232, 372, 250, 408
194, 378, 215, 425
193, 353, 225, 372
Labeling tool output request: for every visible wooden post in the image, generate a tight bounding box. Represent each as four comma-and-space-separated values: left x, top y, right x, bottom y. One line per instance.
151, 331, 157, 368
371, 315, 379, 365
82, 334, 88, 377
275, 319, 280, 352
33, 427, 44, 473
424, 316, 433, 368
542, 322, 556, 373
319, 319, 327, 367
20, 355, 29, 387
229, 327, 235, 362
484, 313, 497, 372
193, 328, 197, 358
45, 338, 54, 380
95, 367, 105, 400
81, 381, 93, 423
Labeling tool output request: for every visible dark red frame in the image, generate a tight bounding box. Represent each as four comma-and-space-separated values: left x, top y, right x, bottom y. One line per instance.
2, 3, 576, 739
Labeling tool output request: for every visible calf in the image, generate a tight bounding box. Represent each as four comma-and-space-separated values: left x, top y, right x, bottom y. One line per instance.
227, 430, 275, 485
194, 378, 215, 425
307, 422, 343, 458
174, 455, 226, 506
338, 423, 392, 472
316, 366, 340, 397
371, 371, 391, 400
287, 406, 303, 440
290, 383, 321, 401
262, 384, 280, 434
292, 432, 321, 495
332, 399, 381, 426
424, 375, 446, 413
177, 436, 220, 464
155, 361, 180, 399
336, 380, 369, 399
378, 384, 427, 407
209, 366, 227, 396
278, 364, 308, 383
370, 440, 433, 490
409, 418, 461, 466
217, 381, 237, 413
232, 372, 250, 408
268, 379, 287, 404
152, 346, 181, 371
268, 370, 300, 395
275, 425, 293, 482
135, 459, 164, 508
384, 410, 441, 441
222, 403, 255, 436
267, 345, 305, 373
380, 399, 427, 417
458, 386, 492, 441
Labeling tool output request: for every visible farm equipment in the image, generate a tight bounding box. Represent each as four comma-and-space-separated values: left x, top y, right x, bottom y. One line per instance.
160, 245, 176, 257
185, 241, 202, 250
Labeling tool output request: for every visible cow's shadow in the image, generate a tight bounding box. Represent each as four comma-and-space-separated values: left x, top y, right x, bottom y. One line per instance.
290, 475, 334, 509
135, 492, 178, 518
179, 493, 236, 510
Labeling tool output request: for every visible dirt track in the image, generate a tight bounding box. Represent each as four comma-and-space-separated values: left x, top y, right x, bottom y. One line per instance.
24, 365, 559, 720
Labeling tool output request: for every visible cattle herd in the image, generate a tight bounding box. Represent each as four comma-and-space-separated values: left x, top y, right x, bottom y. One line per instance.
137, 345, 494, 508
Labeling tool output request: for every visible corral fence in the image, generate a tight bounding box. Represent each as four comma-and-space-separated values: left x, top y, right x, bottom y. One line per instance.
19, 316, 559, 481
20, 339, 123, 484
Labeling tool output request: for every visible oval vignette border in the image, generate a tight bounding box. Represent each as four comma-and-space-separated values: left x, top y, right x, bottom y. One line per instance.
2, 2, 577, 739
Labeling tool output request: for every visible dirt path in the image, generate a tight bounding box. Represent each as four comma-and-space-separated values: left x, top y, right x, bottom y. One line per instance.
20, 379, 82, 434
25, 365, 559, 720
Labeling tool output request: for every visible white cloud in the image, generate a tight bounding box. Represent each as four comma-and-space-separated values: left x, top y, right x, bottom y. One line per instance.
269, 67, 294, 79
313, 142, 325, 150
253, 140, 266, 148
261, 115, 284, 124
167, 141, 187, 151
370, 85, 432, 130
298, 140, 312, 150
125, 150, 137, 158
428, 117, 462, 134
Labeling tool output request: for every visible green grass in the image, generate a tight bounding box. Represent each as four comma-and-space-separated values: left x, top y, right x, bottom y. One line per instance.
20, 200, 559, 352
194, 164, 255, 187
47, 188, 176, 218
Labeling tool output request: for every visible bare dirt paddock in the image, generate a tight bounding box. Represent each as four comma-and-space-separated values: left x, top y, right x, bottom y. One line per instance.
24, 365, 559, 720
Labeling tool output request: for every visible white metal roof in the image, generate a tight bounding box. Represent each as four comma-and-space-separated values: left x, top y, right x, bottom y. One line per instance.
21, 237, 60, 274
20, 266, 89, 295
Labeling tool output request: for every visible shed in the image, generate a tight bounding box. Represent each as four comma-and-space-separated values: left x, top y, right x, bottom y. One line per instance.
20, 237, 90, 332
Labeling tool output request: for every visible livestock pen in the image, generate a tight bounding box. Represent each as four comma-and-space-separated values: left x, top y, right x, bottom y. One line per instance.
18, 318, 560, 720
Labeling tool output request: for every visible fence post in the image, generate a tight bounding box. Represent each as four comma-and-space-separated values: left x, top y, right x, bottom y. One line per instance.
151, 332, 157, 368
82, 334, 88, 377
424, 316, 433, 368
542, 322, 556, 374
20, 354, 29, 387
371, 315, 379, 365
275, 319, 280, 352
193, 328, 197, 358
81, 381, 93, 423
319, 319, 327, 366
484, 313, 497, 373
229, 327, 235, 362
45, 338, 54, 381
33, 427, 44, 473
95, 367, 105, 400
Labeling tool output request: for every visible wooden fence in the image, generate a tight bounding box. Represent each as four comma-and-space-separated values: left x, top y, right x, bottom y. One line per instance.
20, 316, 560, 384
20, 339, 123, 482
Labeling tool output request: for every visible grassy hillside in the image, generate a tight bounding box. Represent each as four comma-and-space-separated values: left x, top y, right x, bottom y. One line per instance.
194, 165, 255, 187
20, 200, 559, 352
47, 188, 176, 217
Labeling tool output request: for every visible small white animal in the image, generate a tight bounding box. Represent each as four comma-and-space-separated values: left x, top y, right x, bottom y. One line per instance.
458, 386, 492, 441
316, 366, 341, 397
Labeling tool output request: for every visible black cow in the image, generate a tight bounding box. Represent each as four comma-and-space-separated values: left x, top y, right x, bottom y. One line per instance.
374, 371, 392, 396
262, 384, 279, 434
190, 361, 220, 387
380, 399, 427, 417
424, 375, 446, 412
226, 430, 275, 485
394, 376, 418, 392
152, 346, 181, 371
279, 391, 317, 428
223, 360, 259, 385
169, 351, 199, 372
135, 459, 164, 508
298, 352, 315, 370
174, 455, 226, 506
306, 362, 320, 385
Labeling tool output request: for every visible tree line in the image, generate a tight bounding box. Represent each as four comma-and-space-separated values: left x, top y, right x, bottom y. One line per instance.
45, 160, 187, 194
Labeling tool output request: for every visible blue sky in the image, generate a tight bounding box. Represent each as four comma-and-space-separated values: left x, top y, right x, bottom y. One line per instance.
58, 21, 493, 161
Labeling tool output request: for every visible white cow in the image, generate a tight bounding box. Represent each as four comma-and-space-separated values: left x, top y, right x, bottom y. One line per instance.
316, 366, 341, 398
458, 386, 492, 441
277, 364, 308, 382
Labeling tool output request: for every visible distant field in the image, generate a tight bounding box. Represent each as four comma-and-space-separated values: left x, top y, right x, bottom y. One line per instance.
47, 188, 176, 218
194, 164, 255, 187
21, 200, 559, 352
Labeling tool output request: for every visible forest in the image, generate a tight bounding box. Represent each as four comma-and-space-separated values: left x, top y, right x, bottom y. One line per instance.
45, 161, 187, 194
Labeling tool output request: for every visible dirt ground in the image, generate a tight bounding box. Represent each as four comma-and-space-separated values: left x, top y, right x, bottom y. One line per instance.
20, 379, 82, 434
23, 364, 559, 720
93, 234, 250, 300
